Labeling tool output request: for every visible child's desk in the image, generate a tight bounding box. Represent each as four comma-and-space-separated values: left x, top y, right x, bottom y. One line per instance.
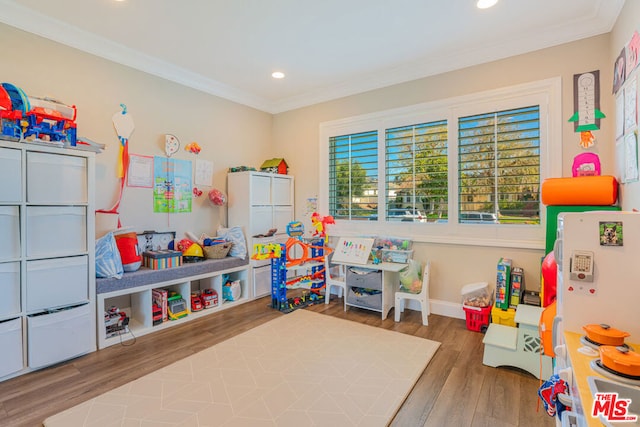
331, 260, 408, 320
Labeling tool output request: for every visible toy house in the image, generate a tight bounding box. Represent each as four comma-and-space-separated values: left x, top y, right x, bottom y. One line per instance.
260, 158, 288, 174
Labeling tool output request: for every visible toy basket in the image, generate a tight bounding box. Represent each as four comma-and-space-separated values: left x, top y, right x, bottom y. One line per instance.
203, 242, 233, 259
463, 304, 492, 333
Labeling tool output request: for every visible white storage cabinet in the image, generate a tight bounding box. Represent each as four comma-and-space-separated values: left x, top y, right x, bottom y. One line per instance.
0, 140, 96, 382
227, 171, 294, 298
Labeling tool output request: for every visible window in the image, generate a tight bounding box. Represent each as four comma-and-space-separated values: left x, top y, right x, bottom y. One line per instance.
386, 121, 448, 222
458, 106, 540, 225
328, 131, 378, 220
320, 78, 561, 248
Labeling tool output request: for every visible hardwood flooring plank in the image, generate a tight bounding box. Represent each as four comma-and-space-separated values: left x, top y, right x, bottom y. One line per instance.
425, 366, 486, 427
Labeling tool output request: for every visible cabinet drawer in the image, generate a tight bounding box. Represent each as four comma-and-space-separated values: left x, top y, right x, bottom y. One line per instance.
0, 318, 23, 378
26, 256, 88, 311
26, 152, 87, 203
26, 206, 87, 257
346, 268, 382, 291
0, 262, 21, 318
0, 206, 20, 261
27, 303, 93, 369
347, 288, 382, 310
0, 147, 21, 202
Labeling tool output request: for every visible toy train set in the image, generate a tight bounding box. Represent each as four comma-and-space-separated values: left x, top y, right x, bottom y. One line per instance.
0, 82, 77, 145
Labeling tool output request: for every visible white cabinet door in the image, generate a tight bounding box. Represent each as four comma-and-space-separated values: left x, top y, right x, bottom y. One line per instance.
251, 175, 271, 205
272, 176, 292, 205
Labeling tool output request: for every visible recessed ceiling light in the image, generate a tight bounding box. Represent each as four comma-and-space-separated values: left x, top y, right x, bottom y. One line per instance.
477, 0, 498, 9
272, 71, 285, 79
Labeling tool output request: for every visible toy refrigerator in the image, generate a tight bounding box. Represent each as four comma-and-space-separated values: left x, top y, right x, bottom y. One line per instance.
554, 211, 640, 344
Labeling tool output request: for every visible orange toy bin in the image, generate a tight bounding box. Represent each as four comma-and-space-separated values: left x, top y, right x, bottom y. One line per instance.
463, 305, 492, 333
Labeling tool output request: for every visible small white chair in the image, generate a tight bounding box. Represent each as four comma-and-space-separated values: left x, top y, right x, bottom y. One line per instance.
395, 260, 431, 325
324, 251, 347, 310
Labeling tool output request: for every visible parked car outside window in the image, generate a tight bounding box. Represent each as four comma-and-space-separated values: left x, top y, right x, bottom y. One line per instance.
459, 212, 499, 224
369, 208, 427, 222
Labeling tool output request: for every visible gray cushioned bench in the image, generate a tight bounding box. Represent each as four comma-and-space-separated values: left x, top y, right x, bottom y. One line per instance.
96, 257, 250, 294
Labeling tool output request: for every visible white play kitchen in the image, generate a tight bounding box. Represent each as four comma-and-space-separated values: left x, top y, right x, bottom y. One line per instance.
553, 211, 640, 427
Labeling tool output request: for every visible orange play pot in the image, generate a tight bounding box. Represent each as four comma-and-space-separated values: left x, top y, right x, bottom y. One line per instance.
599, 346, 640, 377
583, 323, 630, 346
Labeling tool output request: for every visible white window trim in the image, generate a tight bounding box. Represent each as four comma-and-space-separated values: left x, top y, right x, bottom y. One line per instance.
319, 77, 562, 249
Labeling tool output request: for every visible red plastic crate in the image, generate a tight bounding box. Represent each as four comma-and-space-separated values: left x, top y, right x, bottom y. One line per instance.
463, 305, 491, 332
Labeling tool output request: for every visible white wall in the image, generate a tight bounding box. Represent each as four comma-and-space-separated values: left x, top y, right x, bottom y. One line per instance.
0, 23, 273, 240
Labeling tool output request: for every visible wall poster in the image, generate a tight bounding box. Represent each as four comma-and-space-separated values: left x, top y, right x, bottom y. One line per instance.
153, 156, 192, 213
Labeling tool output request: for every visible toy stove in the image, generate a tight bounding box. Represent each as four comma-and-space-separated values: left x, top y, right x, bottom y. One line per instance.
580, 335, 633, 351
590, 359, 640, 387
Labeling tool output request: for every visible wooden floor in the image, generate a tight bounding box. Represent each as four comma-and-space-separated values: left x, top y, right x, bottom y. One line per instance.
0, 297, 555, 427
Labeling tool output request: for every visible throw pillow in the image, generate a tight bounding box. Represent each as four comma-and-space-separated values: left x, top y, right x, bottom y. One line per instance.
96, 232, 124, 279
217, 226, 247, 259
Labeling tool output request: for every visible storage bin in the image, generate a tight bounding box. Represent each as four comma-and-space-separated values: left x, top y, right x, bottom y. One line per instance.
0, 206, 20, 260
0, 262, 21, 318
26, 206, 87, 257
26, 152, 87, 203
27, 303, 94, 369
463, 304, 492, 332
461, 282, 492, 308
380, 249, 413, 263
491, 306, 517, 327
373, 236, 412, 250
26, 256, 88, 312
0, 317, 23, 378
0, 147, 21, 202
347, 287, 382, 310
346, 267, 382, 291
253, 265, 271, 298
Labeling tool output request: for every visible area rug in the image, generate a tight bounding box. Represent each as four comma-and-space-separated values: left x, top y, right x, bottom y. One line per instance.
44, 310, 440, 427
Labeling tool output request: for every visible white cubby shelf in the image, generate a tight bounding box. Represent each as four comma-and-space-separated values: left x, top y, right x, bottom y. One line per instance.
96, 258, 250, 349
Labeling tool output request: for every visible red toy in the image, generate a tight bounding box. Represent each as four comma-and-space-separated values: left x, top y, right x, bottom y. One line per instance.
191, 293, 203, 312
201, 289, 218, 308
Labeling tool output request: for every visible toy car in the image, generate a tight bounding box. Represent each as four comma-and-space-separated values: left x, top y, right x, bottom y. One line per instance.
191, 293, 203, 312
152, 303, 163, 326
201, 288, 218, 308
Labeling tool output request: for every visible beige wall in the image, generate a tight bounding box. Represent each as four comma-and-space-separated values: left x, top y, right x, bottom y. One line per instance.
273, 35, 615, 309
0, 23, 273, 240
611, 0, 640, 211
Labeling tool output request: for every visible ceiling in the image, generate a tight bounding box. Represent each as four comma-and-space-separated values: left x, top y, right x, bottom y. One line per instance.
0, 0, 625, 113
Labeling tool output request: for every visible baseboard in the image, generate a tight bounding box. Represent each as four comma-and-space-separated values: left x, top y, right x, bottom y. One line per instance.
404, 298, 465, 320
